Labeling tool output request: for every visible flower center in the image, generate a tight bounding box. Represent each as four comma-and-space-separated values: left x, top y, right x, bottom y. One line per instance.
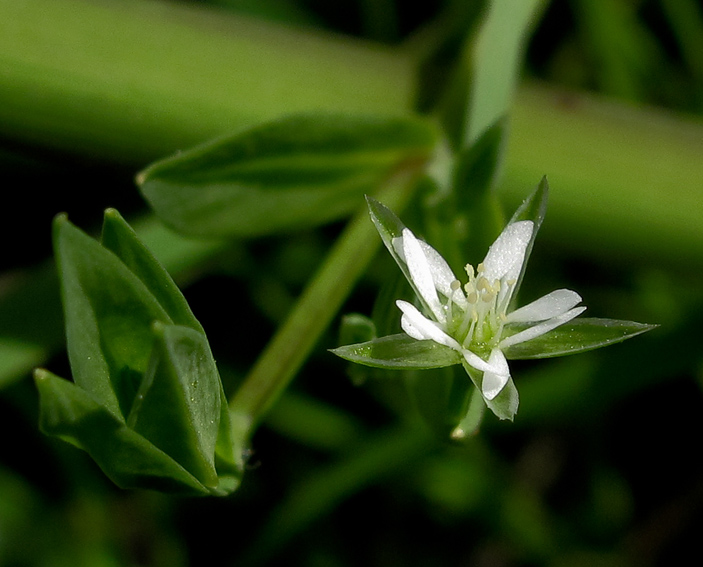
446, 263, 515, 350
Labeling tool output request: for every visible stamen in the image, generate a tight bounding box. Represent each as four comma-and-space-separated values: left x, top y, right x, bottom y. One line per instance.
482, 290, 495, 303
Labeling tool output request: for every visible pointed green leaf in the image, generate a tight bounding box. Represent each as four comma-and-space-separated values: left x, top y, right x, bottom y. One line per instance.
35, 368, 211, 496
100, 209, 204, 333
137, 114, 437, 238
502, 318, 658, 360
127, 323, 222, 489
53, 214, 172, 418
331, 334, 461, 370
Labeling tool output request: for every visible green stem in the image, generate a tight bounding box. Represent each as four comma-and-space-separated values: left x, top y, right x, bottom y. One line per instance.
0, 0, 415, 163
451, 387, 486, 440
228, 176, 418, 437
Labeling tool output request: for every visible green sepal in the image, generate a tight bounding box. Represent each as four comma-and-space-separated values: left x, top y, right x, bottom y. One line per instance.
53, 214, 172, 417
331, 334, 462, 370
34, 369, 217, 496
137, 113, 437, 238
506, 176, 549, 309
462, 361, 519, 422
366, 195, 423, 302
502, 318, 658, 360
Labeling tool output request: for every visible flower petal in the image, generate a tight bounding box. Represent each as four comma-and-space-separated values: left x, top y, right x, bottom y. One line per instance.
463, 349, 499, 374
499, 306, 587, 348
401, 229, 445, 323
396, 300, 460, 350
506, 289, 582, 323
418, 242, 461, 295
481, 349, 511, 401
393, 234, 466, 308
482, 220, 533, 283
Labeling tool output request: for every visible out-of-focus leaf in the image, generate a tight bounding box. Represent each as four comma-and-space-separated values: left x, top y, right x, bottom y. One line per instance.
331, 334, 461, 369
438, 0, 546, 148
502, 318, 658, 359
137, 114, 437, 238
338, 313, 377, 346
445, 117, 509, 267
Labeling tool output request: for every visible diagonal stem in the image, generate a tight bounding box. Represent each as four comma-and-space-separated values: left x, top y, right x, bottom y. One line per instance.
229, 175, 419, 441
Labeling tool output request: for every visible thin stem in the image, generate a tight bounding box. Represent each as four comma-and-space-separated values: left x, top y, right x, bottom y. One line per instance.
451, 385, 486, 440
229, 175, 419, 438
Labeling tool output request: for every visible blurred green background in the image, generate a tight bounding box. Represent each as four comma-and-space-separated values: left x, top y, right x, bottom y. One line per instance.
1, 0, 702, 565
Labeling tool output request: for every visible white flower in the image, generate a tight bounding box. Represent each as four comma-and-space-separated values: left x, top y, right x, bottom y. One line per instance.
392, 221, 586, 401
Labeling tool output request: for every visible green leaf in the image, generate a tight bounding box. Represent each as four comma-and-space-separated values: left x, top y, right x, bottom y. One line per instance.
451, 117, 510, 262
127, 323, 222, 489
100, 209, 204, 333
502, 318, 658, 360
137, 114, 437, 238
53, 214, 172, 418
331, 334, 461, 370
454, 117, 509, 205
35, 368, 212, 496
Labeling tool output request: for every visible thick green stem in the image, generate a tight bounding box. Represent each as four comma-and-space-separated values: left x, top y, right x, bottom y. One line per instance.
228, 177, 417, 437
0, 0, 416, 163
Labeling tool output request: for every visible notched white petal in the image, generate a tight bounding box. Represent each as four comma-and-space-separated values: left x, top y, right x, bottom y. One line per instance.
500, 305, 587, 348
507, 289, 582, 323
402, 229, 445, 323
482, 220, 534, 282
481, 349, 511, 401
396, 300, 460, 350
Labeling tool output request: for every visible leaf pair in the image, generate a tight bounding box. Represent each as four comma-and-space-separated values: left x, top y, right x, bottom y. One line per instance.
35, 211, 241, 496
